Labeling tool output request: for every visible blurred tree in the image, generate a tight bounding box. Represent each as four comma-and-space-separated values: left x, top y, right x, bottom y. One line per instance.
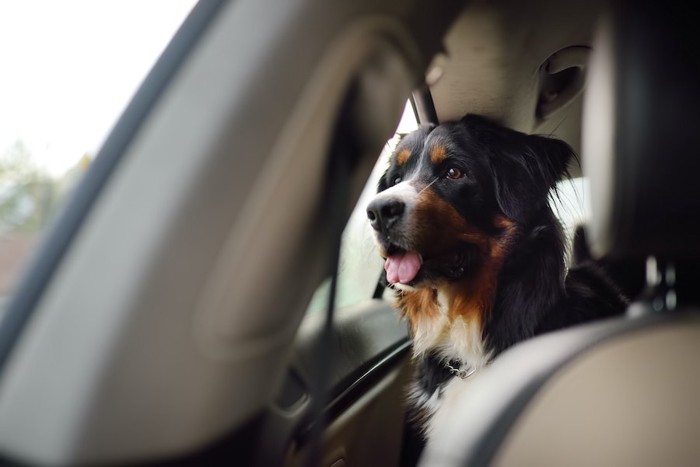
0, 141, 59, 234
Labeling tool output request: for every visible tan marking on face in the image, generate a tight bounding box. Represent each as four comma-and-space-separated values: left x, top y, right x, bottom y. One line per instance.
490, 215, 517, 260
398, 288, 439, 336
396, 149, 411, 166
443, 214, 518, 325
430, 145, 447, 164
411, 189, 492, 256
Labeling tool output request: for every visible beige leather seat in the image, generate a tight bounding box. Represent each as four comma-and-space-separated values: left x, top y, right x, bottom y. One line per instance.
419, 1, 700, 465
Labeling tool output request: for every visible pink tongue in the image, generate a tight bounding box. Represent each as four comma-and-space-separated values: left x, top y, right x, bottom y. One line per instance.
384, 251, 421, 284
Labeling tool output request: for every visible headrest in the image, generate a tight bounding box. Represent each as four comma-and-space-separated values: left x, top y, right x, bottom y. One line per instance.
582, 1, 700, 260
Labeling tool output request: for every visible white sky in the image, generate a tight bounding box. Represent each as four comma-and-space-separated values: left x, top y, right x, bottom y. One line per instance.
0, 0, 198, 176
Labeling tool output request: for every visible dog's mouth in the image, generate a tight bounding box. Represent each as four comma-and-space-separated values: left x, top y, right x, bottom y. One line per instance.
381, 243, 478, 287
384, 250, 423, 285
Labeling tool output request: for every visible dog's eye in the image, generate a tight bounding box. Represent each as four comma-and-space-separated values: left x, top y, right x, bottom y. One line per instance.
446, 167, 463, 180
393, 176, 402, 185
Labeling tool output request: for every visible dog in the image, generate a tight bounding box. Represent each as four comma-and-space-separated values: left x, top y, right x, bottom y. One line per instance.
366, 114, 628, 439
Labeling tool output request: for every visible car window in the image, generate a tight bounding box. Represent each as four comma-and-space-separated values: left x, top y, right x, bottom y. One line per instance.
0, 0, 197, 307
304, 101, 418, 314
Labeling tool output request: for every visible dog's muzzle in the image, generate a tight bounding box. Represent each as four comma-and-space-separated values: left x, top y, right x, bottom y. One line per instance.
366, 198, 404, 232
366, 181, 417, 235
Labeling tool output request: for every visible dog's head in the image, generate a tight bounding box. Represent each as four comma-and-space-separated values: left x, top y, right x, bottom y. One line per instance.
367, 114, 575, 289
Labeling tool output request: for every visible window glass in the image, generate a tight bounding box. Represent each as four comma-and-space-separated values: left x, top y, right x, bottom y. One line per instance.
0, 1, 197, 306
305, 101, 418, 314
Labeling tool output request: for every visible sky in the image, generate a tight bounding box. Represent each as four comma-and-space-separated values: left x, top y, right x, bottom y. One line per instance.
0, 0, 198, 176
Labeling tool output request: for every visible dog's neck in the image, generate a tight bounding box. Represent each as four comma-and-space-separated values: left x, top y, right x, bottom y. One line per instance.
483, 209, 568, 353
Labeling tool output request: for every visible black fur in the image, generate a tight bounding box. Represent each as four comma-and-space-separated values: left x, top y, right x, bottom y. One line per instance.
414, 351, 454, 398
369, 114, 628, 435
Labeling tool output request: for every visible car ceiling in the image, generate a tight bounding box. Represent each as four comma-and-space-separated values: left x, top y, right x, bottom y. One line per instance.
428, 0, 608, 177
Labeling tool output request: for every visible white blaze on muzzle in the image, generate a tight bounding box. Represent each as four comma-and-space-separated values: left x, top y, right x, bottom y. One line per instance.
371, 179, 419, 214
368, 180, 424, 285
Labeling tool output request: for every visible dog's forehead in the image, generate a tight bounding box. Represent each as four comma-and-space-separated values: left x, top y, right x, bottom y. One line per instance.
394, 125, 450, 166
423, 128, 456, 162
421, 124, 480, 167
393, 125, 431, 166
391, 121, 482, 171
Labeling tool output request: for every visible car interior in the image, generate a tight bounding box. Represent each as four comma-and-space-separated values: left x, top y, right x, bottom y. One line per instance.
0, 0, 698, 466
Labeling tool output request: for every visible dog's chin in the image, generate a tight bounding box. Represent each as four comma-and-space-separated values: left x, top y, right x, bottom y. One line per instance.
392, 282, 418, 292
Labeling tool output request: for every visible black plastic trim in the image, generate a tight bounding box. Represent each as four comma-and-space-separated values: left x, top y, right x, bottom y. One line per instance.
0, 0, 229, 375
411, 86, 439, 124
297, 338, 411, 444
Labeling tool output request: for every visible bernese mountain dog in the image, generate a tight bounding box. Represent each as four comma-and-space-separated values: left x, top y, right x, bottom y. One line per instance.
366, 114, 627, 440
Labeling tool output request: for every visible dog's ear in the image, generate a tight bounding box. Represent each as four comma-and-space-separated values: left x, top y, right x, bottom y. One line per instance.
469, 116, 576, 221
491, 133, 576, 221
524, 133, 577, 190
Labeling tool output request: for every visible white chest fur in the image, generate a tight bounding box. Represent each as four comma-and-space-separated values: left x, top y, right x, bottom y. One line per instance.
411, 291, 491, 369
407, 290, 492, 431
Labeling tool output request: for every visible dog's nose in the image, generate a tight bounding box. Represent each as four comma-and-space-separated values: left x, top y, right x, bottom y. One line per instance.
367, 198, 405, 231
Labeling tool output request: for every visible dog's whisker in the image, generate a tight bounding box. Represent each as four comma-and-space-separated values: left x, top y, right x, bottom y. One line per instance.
417, 177, 439, 196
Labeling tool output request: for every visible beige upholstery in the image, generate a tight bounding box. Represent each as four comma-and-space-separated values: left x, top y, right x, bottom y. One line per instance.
494, 321, 700, 467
